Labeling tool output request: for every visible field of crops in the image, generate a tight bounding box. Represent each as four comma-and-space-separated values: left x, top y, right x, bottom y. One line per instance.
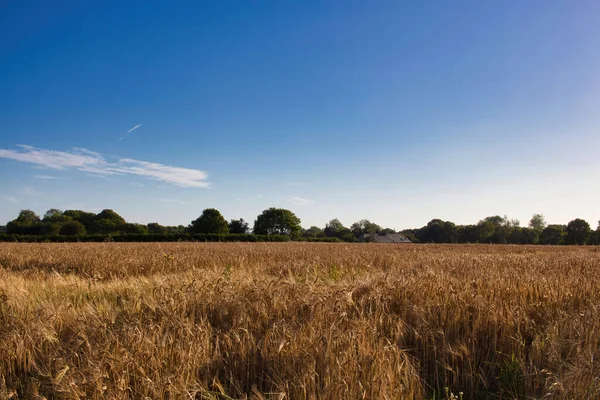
0, 243, 599, 399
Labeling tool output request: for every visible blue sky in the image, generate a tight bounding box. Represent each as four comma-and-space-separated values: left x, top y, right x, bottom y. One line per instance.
1, 1, 599, 230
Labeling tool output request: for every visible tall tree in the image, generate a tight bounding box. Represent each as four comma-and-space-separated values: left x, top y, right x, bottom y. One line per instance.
253, 208, 301, 237
480, 215, 505, 226
228, 218, 250, 234
324, 219, 344, 237
350, 219, 381, 239
324, 218, 354, 241
189, 208, 229, 234
88, 209, 127, 234
539, 225, 566, 245
565, 218, 591, 245
63, 210, 97, 228
43, 208, 63, 220
42, 209, 71, 224
528, 214, 547, 231
16, 209, 41, 224
417, 219, 459, 243
95, 209, 126, 224
588, 220, 600, 245
6, 210, 42, 235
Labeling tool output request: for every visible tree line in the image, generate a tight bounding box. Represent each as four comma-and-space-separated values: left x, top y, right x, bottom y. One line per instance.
0, 208, 599, 245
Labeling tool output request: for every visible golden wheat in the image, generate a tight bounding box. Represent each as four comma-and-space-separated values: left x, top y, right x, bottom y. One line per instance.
0, 243, 598, 399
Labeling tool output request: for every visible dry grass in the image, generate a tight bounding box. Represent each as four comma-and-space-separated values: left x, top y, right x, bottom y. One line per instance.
0, 243, 599, 399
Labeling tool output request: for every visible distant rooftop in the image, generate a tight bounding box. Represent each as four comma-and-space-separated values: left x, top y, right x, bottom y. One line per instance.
362, 232, 412, 243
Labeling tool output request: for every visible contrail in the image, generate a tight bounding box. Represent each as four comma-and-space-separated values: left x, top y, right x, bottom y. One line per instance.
120, 124, 142, 140
127, 124, 142, 134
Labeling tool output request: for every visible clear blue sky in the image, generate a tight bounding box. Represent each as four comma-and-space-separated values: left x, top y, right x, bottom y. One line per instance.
1, 1, 599, 230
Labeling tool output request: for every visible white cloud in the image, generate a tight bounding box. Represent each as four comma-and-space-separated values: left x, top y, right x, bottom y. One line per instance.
34, 175, 59, 179
0, 145, 210, 188
286, 196, 315, 206
158, 199, 188, 205
0, 145, 105, 171
118, 159, 209, 188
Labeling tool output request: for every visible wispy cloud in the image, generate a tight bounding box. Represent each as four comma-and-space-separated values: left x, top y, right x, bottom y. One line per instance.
158, 199, 187, 205
284, 182, 305, 186
34, 174, 59, 179
23, 187, 37, 196
0, 145, 211, 188
0, 145, 105, 171
120, 124, 142, 140
285, 196, 315, 206
87, 174, 111, 179
0, 195, 20, 204
119, 159, 209, 188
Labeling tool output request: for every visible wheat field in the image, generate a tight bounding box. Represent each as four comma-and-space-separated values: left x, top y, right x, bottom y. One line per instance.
0, 243, 598, 399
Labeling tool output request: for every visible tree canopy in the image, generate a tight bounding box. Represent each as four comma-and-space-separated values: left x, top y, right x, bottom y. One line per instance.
59, 221, 87, 236
539, 225, 566, 245
253, 208, 301, 237
565, 219, 591, 245
529, 214, 547, 231
0, 207, 597, 246
302, 226, 325, 238
189, 208, 229, 234
228, 218, 250, 234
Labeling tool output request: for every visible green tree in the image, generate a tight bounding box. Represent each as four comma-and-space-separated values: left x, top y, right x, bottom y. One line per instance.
528, 214, 547, 231
166, 225, 187, 235
302, 226, 325, 238
6, 210, 42, 234
147, 222, 168, 234
539, 225, 566, 245
189, 208, 229, 234
324, 218, 346, 238
417, 219, 459, 243
323, 218, 352, 238
63, 210, 96, 228
253, 208, 301, 237
490, 224, 513, 244
400, 230, 419, 243
40, 223, 61, 235
95, 209, 126, 224
59, 221, 87, 236
120, 223, 149, 235
589, 221, 600, 245
87, 209, 127, 235
474, 221, 496, 243
350, 219, 381, 239
481, 215, 505, 226
42, 209, 72, 224
508, 227, 539, 244
17, 209, 41, 224
228, 218, 250, 234
43, 208, 62, 220
565, 218, 591, 245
